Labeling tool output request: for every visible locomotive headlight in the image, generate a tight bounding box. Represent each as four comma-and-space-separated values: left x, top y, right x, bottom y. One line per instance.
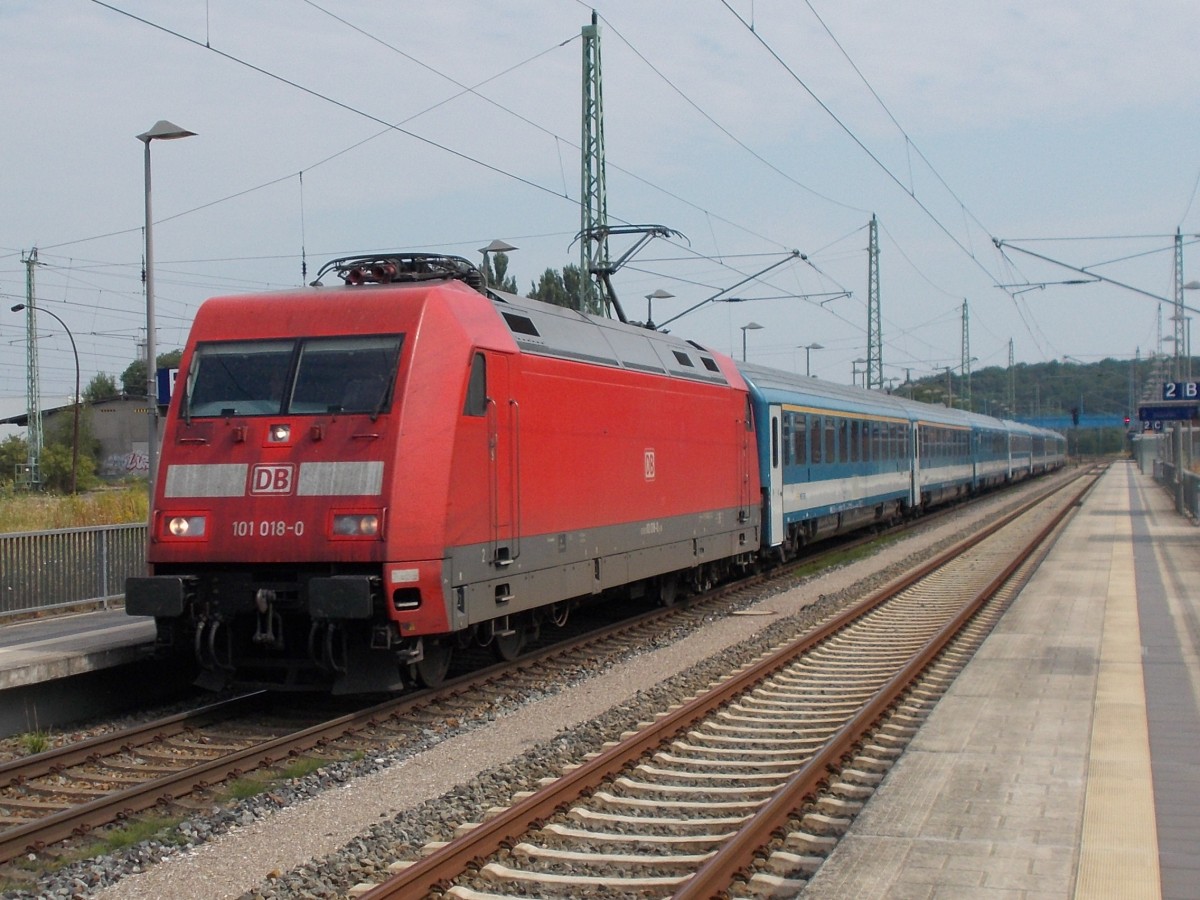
268, 424, 291, 443
166, 515, 207, 538
332, 513, 380, 537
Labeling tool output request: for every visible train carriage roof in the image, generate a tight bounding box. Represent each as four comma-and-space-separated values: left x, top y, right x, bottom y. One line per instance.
735, 361, 1053, 436
737, 362, 988, 426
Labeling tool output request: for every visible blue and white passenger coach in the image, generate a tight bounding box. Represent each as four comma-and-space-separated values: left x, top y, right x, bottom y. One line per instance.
740, 364, 917, 558
739, 362, 1064, 560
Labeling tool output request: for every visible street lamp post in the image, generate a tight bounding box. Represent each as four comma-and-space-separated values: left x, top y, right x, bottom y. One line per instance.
12, 303, 80, 493
800, 342, 823, 377
644, 289, 674, 329
740, 322, 763, 362
137, 120, 195, 500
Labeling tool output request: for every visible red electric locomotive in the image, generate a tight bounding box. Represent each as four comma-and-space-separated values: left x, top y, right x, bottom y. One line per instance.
127, 254, 761, 692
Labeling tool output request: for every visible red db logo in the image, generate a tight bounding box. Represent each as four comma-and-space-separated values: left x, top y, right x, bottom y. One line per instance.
250, 464, 295, 495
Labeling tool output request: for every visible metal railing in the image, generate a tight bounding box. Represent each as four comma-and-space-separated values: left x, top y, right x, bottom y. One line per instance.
0, 524, 145, 619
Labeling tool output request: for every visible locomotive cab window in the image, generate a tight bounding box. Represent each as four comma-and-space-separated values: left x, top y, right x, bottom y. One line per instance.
186, 334, 403, 418
463, 353, 487, 416
187, 340, 294, 417
293, 336, 403, 415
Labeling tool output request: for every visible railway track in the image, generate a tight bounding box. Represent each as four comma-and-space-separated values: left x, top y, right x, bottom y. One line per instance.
0, 469, 1086, 879
349, 467, 1099, 898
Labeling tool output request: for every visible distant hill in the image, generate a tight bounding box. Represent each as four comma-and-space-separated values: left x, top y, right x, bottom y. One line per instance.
897, 356, 1181, 427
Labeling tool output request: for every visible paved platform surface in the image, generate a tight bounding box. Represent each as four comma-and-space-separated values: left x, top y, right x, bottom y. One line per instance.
803, 461, 1199, 899
0, 608, 155, 690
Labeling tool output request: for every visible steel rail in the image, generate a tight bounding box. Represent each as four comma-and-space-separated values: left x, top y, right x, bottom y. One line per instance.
356, 468, 1097, 899
0, 693, 266, 790
673, 469, 1096, 898
0, 575, 782, 864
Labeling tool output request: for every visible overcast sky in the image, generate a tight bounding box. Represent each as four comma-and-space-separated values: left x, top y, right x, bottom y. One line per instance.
2, 0, 1198, 408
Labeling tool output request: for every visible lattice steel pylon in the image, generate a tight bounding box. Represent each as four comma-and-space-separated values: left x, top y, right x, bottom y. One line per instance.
961, 299, 972, 411
866, 214, 882, 390
579, 11, 608, 316
1174, 228, 1185, 381
21, 248, 42, 489
1008, 338, 1016, 416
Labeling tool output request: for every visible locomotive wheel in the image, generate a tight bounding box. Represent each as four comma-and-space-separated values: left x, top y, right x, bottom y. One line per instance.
413, 639, 453, 688
657, 576, 678, 608
493, 627, 525, 662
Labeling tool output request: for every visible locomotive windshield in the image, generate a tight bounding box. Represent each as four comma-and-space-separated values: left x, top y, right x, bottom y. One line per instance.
186, 334, 403, 418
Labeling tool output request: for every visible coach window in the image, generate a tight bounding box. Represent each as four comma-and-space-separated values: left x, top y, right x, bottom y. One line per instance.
463, 354, 487, 416
781, 413, 793, 466
825, 418, 837, 463
810, 417, 822, 465
794, 414, 807, 465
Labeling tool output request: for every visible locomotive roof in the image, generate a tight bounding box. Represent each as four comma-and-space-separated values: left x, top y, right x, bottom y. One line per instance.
487, 289, 737, 388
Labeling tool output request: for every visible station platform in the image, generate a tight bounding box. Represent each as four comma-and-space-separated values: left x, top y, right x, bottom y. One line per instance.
805, 460, 1199, 899
0, 609, 159, 737
0, 608, 156, 691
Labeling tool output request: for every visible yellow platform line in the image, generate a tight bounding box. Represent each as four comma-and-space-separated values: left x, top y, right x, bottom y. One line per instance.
1074, 478, 1160, 899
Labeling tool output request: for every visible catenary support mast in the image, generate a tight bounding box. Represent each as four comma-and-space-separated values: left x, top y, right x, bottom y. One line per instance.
21, 249, 42, 489
580, 12, 608, 316
866, 214, 882, 390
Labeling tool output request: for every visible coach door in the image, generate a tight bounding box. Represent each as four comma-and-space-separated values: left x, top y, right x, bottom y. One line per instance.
487, 354, 520, 567
909, 422, 921, 507
767, 405, 785, 545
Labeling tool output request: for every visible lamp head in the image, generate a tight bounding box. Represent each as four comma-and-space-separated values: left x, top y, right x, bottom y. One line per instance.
137, 120, 196, 143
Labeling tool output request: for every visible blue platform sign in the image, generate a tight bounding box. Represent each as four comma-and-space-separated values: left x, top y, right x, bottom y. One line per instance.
1162, 381, 1200, 401
1139, 404, 1197, 423
156, 367, 179, 407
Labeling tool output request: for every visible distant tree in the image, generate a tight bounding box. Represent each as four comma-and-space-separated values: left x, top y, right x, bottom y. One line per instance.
527, 264, 597, 312
84, 372, 119, 402
483, 251, 518, 293
121, 349, 183, 397
39, 442, 99, 493
39, 409, 102, 493
0, 435, 27, 487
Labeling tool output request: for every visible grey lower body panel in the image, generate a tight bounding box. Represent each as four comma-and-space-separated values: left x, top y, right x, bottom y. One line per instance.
442, 507, 759, 631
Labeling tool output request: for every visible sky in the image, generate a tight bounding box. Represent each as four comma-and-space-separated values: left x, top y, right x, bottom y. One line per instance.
2, 0, 1199, 412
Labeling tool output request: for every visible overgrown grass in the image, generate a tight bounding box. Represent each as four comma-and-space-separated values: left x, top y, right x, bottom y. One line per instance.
86, 813, 188, 855
225, 755, 329, 800
18, 730, 51, 755
0, 486, 147, 534
7, 812, 189, 882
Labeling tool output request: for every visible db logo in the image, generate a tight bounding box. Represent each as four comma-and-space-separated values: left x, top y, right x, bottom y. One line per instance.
250, 464, 295, 495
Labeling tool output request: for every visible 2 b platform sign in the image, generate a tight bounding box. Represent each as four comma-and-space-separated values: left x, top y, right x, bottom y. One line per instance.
1162, 381, 1200, 401
1139, 382, 1200, 431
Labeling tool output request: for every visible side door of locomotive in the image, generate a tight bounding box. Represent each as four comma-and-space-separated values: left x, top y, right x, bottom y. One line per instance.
486, 352, 519, 567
